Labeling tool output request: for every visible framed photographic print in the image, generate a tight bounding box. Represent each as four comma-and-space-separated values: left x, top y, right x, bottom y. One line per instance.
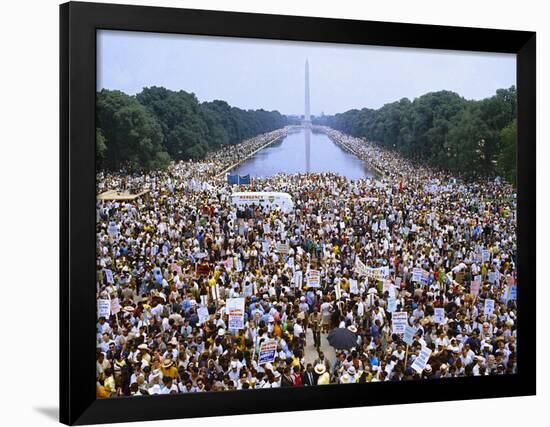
60, 1, 536, 425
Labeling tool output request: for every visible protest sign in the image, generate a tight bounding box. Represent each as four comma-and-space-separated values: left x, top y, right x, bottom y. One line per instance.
224, 257, 234, 271
227, 297, 245, 330
349, 279, 359, 294
211, 284, 221, 302
287, 257, 295, 269
263, 223, 270, 234
293, 270, 303, 288
412, 268, 430, 285
197, 306, 210, 324
355, 257, 368, 276
261, 240, 270, 254
482, 249, 491, 263
484, 298, 495, 315
433, 307, 445, 324
412, 346, 433, 373
380, 219, 387, 230
470, 281, 480, 297
508, 284, 517, 301
488, 271, 498, 284
392, 312, 408, 334
104, 269, 114, 284
403, 325, 416, 346
258, 339, 278, 365
307, 270, 321, 288
387, 297, 397, 313
275, 243, 290, 254
98, 299, 110, 318
366, 266, 390, 281
110, 297, 121, 315
334, 283, 342, 300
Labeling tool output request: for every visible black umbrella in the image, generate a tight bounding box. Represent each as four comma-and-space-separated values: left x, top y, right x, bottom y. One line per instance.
327, 328, 357, 350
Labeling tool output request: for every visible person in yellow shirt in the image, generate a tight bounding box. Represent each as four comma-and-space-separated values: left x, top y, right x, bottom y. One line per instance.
103, 368, 116, 396
161, 359, 178, 379
96, 380, 109, 399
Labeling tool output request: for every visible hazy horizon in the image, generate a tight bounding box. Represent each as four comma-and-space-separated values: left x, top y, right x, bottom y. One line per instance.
97, 30, 516, 116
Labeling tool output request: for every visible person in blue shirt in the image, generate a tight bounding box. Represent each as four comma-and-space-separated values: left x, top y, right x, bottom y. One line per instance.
370, 318, 382, 341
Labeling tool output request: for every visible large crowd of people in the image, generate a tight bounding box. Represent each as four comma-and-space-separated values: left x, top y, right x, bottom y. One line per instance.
96, 126, 517, 398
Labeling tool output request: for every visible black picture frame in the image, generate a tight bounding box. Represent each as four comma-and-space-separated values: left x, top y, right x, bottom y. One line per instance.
60, 1, 536, 425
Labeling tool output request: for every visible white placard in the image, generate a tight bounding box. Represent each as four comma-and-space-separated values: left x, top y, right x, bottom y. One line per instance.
198, 306, 210, 324
403, 325, 416, 346
98, 299, 111, 318
258, 339, 278, 365
433, 307, 445, 324
275, 243, 290, 254
307, 270, 321, 288
293, 270, 303, 288
110, 297, 121, 315
412, 346, 433, 373
104, 269, 114, 284
391, 312, 408, 334
227, 297, 245, 330
484, 298, 495, 316
334, 283, 342, 300
349, 279, 359, 294
387, 297, 397, 313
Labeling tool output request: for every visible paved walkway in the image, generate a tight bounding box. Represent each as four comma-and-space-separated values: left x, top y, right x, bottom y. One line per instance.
303, 328, 336, 367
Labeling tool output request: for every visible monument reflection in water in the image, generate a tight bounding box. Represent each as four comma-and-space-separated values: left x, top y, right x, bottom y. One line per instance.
231, 128, 374, 180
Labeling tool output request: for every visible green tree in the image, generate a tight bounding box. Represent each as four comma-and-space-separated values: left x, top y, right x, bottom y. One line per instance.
96, 90, 168, 171
497, 120, 517, 185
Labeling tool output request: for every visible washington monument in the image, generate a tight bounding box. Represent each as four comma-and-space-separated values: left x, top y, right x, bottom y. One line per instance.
304, 59, 311, 172
304, 59, 311, 124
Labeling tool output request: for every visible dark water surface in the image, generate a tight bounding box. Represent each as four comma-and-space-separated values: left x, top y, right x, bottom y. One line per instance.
231, 128, 375, 180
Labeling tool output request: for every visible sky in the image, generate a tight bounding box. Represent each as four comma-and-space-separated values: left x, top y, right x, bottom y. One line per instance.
97, 30, 516, 116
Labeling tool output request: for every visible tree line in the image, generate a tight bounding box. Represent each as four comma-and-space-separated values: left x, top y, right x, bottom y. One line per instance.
96, 87, 288, 171
314, 87, 517, 184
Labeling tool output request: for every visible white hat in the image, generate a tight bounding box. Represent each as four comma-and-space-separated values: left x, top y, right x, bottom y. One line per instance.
218, 328, 226, 337
314, 364, 326, 375
347, 325, 358, 333
340, 373, 352, 384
